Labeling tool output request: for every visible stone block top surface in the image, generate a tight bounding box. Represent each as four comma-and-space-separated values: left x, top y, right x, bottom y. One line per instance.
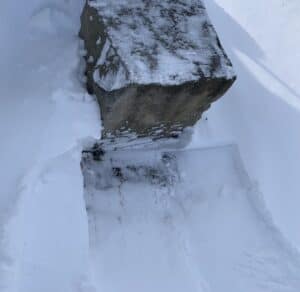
88, 0, 235, 91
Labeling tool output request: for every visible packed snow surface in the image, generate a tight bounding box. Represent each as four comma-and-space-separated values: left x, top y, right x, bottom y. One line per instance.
89, 0, 235, 91
82, 146, 300, 292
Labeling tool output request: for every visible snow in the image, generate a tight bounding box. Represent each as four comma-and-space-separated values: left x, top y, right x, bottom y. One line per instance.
88, 0, 235, 91
0, 1, 100, 291
1, 0, 300, 291
82, 146, 300, 292
201, 0, 300, 249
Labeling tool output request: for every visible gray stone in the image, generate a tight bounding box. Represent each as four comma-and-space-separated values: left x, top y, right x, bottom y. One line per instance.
79, 0, 236, 140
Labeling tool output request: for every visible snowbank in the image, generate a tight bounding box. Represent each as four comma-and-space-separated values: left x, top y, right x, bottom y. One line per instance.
0, 1, 100, 291
201, 0, 300, 249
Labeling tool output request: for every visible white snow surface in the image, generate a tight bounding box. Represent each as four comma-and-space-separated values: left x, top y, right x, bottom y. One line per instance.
201, 0, 300, 249
89, 0, 235, 91
0, 0, 300, 291
0, 1, 100, 291
82, 146, 300, 292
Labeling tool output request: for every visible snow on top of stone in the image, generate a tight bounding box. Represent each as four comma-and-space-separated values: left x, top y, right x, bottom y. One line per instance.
89, 0, 235, 91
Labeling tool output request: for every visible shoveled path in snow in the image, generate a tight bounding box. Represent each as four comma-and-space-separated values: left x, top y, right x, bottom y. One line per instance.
83, 145, 300, 292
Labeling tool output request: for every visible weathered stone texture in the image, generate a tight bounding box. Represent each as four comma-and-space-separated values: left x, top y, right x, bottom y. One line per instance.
79, 0, 236, 139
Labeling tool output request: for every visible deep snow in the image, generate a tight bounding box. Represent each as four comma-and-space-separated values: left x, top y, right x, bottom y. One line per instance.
202, 0, 300, 249
0, 1, 100, 291
89, 0, 235, 91
0, 0, 300, 291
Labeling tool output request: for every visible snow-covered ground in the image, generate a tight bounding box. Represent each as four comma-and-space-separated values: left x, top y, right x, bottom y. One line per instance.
202, 0, 300, 249
82, 146, 300, 292
0, 1, 100, 291
1, 0, 300, 291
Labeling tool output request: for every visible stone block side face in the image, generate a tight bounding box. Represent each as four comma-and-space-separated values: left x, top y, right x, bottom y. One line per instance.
94, 78, 235, 139
79, 3, 107, 94
79, 3, 129, 94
